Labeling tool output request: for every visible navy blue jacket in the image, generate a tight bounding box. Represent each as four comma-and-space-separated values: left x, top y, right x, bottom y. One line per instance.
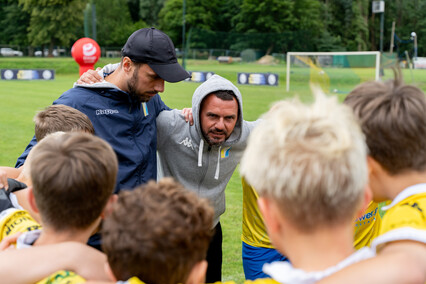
16, 85, 169, 193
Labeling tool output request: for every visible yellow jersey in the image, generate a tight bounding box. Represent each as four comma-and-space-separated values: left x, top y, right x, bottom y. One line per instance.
353, 201, 382, 250
0, 208, 41, 241
120, 277, 146, 284
241, 178, 273, 248
371, 184, 426, 251
242, 178, 383, 250
36, 270, 85, 284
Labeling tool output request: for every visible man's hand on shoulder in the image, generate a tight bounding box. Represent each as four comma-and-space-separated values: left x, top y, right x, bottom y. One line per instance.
77, 68, 103, 85
181, 108, 193, 126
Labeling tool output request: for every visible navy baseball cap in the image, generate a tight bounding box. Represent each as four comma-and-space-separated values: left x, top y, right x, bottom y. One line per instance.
121, 27, 190, 83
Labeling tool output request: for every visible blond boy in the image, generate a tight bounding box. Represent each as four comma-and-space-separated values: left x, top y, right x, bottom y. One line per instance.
240, 93, 372, 283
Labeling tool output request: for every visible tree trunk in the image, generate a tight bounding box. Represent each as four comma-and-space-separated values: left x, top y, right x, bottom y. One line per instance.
370, 13, 376, 51
48, 39, 54, 58
266, 43, 275, 56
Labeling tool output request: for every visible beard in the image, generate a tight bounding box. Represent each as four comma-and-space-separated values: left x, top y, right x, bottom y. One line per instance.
127, 68, 155, 103
202, 128, 229, 146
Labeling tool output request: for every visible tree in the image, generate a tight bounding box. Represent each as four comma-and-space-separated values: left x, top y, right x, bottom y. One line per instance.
325, 0, 369, 51
0, 1, 30, 47
139, 0, 166, 26
92, 0, 147, 47
232, 0, 323, 53
18, 0, 87, 56
158, 0, 226, 48
382, 0, 425, 56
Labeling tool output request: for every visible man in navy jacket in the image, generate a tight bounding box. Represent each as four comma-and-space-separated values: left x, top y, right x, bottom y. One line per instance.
16, 28, 190, 194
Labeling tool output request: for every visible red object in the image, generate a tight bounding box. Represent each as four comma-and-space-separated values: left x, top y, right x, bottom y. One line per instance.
71, 38, 101, 75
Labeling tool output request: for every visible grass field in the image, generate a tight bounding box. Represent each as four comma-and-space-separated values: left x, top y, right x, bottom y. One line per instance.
1, 58, 426, 283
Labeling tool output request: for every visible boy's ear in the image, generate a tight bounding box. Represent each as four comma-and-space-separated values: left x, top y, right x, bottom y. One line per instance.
101, 194, 118, 219
186, 260, 207, 284
104, 262, 117, 282
27, 186, 39, 214
367, 155, 386, 177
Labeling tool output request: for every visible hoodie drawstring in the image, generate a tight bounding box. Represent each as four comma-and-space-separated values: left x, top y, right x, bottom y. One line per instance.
198, 139, 204, 167
198, 140, 221, 180
214, 146, 221, 180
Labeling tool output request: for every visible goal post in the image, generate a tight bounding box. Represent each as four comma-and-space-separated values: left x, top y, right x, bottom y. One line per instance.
286, 51, 381, 92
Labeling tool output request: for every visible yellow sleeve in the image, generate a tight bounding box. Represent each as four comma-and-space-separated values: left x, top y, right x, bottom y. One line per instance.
0, 209, 41, 241
353, 201, 382, 250
380, 199, 426, 235
36, 270, 86, 284
372, 194, 426, 250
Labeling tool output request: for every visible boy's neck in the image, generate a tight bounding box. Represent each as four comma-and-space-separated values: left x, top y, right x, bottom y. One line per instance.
33, 226, 93, 247
379, 170, 426, 200
282, 223, 355, 272
16, 168, 31, 187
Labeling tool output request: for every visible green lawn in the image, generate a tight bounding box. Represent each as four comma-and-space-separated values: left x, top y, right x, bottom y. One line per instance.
1, 58, 426, 283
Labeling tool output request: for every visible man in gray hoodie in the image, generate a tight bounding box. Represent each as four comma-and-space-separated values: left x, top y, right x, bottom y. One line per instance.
79, 70, 258, 282
156, 74, 258, 282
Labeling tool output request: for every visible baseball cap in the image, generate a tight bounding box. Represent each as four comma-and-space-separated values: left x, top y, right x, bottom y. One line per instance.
122, 27, 190, 83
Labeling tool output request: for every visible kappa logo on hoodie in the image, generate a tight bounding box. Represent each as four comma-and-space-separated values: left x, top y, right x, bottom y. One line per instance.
178, 137, 194, 150
95, 109, 119, 115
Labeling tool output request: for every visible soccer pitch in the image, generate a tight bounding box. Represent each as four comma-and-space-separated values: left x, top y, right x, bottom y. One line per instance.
1, 59, 426, 283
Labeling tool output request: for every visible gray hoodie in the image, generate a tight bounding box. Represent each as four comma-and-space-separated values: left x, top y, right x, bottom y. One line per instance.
157, 75, 258, 226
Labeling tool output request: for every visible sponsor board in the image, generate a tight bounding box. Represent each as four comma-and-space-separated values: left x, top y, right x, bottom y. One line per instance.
237, 73, 278, 86
186, 71, 215, 83
1, 69, 55, 80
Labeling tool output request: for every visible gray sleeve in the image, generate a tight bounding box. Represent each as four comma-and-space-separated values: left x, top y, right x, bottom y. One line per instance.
156, 109, 182, 149
244, 119, 262, 132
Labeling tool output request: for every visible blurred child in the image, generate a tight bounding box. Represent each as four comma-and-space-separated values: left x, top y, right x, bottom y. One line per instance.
0, 105, 95, 237
0, 104, 94, 181
3, 132, 117, 283
239, 93, 373, 283
33, 104, 95, 142
319, 73, 426, 283
84, 178, 214, 284
241, 177, 381, 280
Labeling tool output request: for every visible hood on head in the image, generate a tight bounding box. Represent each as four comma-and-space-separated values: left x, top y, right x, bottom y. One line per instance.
191, 75, 244, 145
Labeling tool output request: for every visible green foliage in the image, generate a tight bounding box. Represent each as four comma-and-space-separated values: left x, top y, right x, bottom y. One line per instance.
383, 0, 426, 56
139, 0, 166, 26
18, 0, 87, 48
231, 0, 323, 53
3, 0, 426, 57
233, 0, 295, 33
87, 0, 147, 47
158, 0, 225, 46
316, 30, 346, 51
293, 0, 323, 33
158, 0, 183, 43
0, 2, 30, 46
346, 0, 369, 51
324, 1, 367, 52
